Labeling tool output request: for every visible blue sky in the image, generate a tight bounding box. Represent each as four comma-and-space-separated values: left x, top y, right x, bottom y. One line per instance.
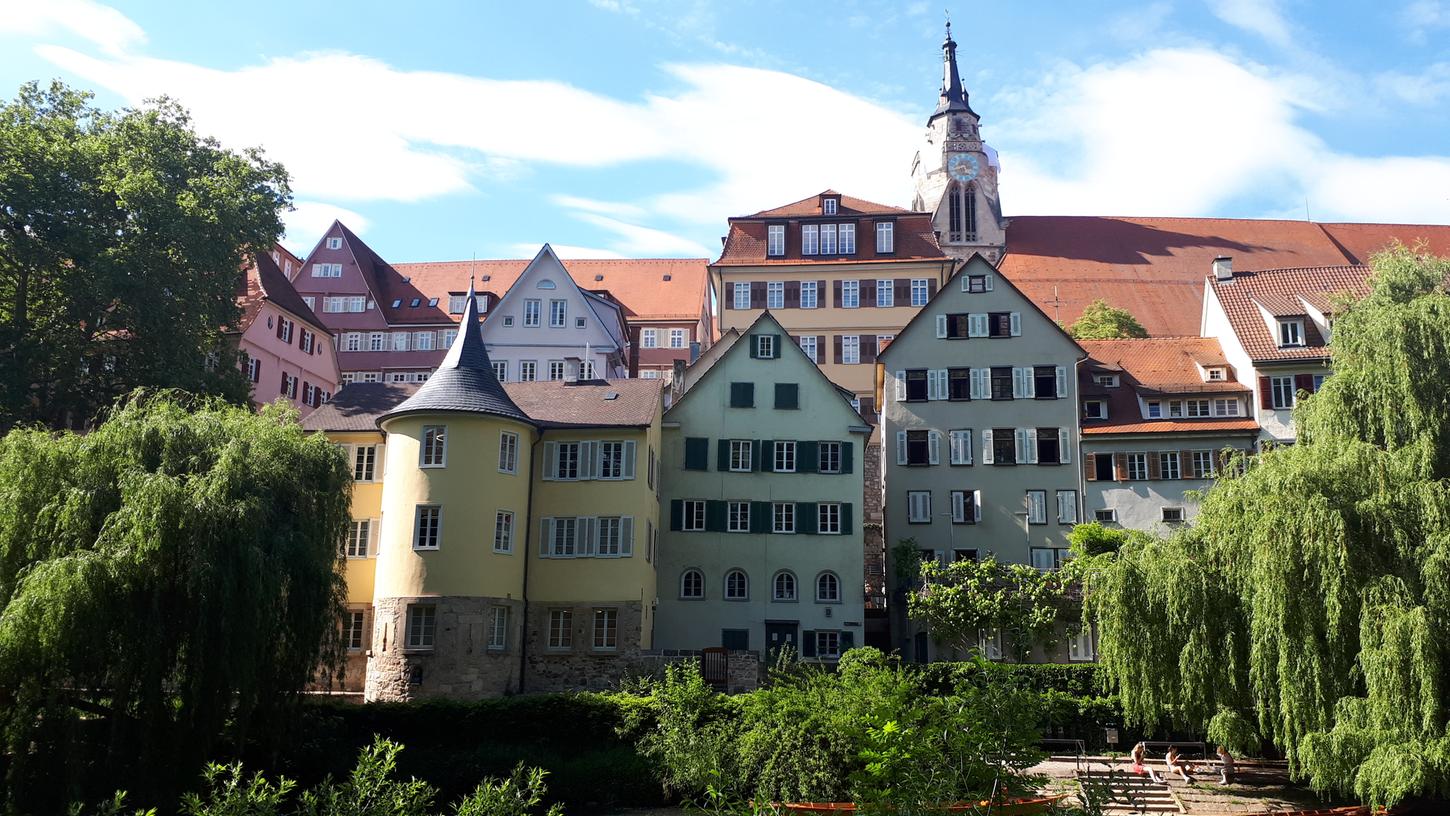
3, 0, 1448, 262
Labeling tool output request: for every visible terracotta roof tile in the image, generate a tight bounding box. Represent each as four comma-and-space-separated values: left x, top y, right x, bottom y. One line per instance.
745, 190, 912, 218
1319, 222, 1450, 264
1209, 265, 1370, 362
716, 191, 945, 266
1081, 418, 1260, 435
237, 249, 329, 333
502, 379, 662, 427
1079, 337, 1257, 435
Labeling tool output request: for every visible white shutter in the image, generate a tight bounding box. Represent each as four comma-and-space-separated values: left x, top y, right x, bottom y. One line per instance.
543, 442, 557, 480
621, 516, 634, 556
928, 431, 941, 465
949, 430, 965, 465
1010, 312, 1022, 336
581, 441, 597, 480
541, 519, 554, 556
623, 440, 637, 479
1027, 429, 1039, 464
932, 369, 948, 400
984, 274, 994, 291
1012, 368, 1024, 399
952, 491, 965, 522
1023, 367, 1036, 398
1028, 491, 1045, 524
968, 368, 982, 400
935, 315, 948, 338
895, 371, 906, 402
972, 490, 982, 522
1055, 366, 1068, 399
982, 429, 994, 465
376, 443, 386, 478
368, 518, 380, 557
896, 431, 908, 465
1058, 491, 1079, 524
579, 517, 596, 556
1056, 491, 1067, 525
1059, 428, 1071, 464
1014, 428, 1028, 463
969, 314, 987, 338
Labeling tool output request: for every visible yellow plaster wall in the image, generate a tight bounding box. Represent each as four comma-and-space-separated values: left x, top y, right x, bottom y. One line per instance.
329, 430, 386, 605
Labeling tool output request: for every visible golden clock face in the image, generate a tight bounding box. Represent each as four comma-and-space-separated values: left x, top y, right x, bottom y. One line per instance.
947, 153, 981, 182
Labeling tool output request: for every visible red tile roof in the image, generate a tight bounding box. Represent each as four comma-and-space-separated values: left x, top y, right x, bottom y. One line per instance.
716, 191, 946, 267
237, 249, 328, 333
999, 216, 1447, 336
745, 190, 912, 218
298, 379, 661, 431
1081, 418, 1260, 436
1081, 337, 1247, 394
1209, 264, 1370, 362
393, 257, 709, 322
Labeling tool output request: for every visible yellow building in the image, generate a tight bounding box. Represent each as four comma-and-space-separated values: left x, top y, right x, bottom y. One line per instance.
303, 287, 663, 700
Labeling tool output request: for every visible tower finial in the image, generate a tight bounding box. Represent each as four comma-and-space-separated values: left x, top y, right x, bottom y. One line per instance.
932, 9, 977, 120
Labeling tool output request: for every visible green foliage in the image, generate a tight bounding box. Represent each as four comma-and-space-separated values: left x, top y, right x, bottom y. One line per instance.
0, 80, 291, 429
1066, 300, 1149, 340
1067, 522, 1139, 557
0, 393, 351, 810
1206, 708, 1261, 758
1083, 245, 1450, 807
906, 555, 1077, 660
915, 663, 1102, 697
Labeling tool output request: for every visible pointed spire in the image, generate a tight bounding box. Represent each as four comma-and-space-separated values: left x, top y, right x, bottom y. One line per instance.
934, 16, 977, 118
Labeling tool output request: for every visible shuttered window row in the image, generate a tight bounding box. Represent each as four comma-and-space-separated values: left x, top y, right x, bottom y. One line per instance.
669, 499, 854, 535
725, 278, 937, 310
1083, 449, 1243, 481
682, 437, 854, 474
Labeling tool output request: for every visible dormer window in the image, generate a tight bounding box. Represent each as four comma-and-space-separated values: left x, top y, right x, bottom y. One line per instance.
823, 198, 838, 215
1278, 319, 1305, 347
1206, 367, 1227, 381
1083, 400, 1107, 420
767, 224, 785, 257
1093, 374, 1120, 388
1146, 400, 1162, 418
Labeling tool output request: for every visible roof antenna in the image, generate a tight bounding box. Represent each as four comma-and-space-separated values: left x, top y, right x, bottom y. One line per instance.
1304, 197, 1311, 222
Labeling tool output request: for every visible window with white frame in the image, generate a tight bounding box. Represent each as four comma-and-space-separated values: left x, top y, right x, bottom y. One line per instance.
819, 441, 842, 473
1026, 490, 1047, 524
498, 431, 518, 474
596, 516, 624, 556
413, 505, 442, 549
815, 630, 841, 659
840, 223, 857, 253
555, 442, 580, 480
767, 225, 785, 256
592, 608, 617, 650
548, 360, 565, 380
406, 604, 435, 649
774, 441, 796, 472
767, 281, 784, 309
1083, 400, 1107, 420
491, 360, 508, 382
493, 510, 514, 553
725, 570, 749, 600
369, 332, 386, 351
549, 299, 567, 327
820, 223, 837, 254
1031, 547, 1065, 572
487, 606, 508, 650
823, 198, 838, 215
841, 335, 860, 364
1186, 399, 1210, 417
729, 440, 753, 472
875, 222, 894, 253
326, 236, 342, 250
340, 372, 356, 385
800, 281, 818, 309
345, 519, 371, 558
1270, 375, 1295, 409
1159, 452, 1181, 480
518, 361, 537, 382
1056, 490, 1079, 524
1126, 452, 1148, 480
733, 283, 751, 310
414, 331, 435, 351
390, 331, 408, 351
911, 278, 930, 306
448, 294, 466, 314
641, 329, 658, 348
728, 501, 750, 533
801, 224, 819, 255
680, 569, 704, 599
1278, 319, 1305, 347
421, 426, 447, 467
816, 572, 840, 603
1162, 507, 1185, 523
1192, 450, 1216, 477
1213, 398, 1238, 416
598, 441, 625, 479
683, 500, 706, 531
549, 517, 578, 556
799, 335, 818, 362
774, 571, 797, 601
818, 503, 842, 534
1068, 627, 1095, 661
908, 490, 932, 523
343, 332, 362, 352
312, 262, 342, 277
670, 328, 686, 348
359, 372, 380, 383
876, 279, 894, 307
523, 299, 541, 327
548, 609, 572, 648
441, 329, 457, 346
773, 502, 795, 534
1094, 508, 1118, 522
1147, 401, 1162, 418
352, 445, 377, 481
345, 610, 365, 650
841, 280, 860, 308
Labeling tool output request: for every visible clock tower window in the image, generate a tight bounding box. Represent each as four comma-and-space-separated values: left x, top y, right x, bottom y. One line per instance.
947, 183, 978, 243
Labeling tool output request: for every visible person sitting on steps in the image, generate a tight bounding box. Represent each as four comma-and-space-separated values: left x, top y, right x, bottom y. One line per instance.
1160, 745, 1196, 784
1217, 745, 1235, 785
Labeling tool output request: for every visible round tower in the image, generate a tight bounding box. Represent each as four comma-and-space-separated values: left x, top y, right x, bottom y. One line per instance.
365, 284, 536, 701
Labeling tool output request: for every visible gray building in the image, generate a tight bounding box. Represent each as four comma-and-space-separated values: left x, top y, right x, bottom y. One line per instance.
878, 254, 1086, 662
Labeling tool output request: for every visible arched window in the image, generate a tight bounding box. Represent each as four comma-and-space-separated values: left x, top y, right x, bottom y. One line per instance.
963, 183, 978, 242
773, 571, 797, 601
816, 572, 840, 603
537, 279, 557, 289
680, 568, 704, 599
947, 183, 979, 243
725, 569, 749, 600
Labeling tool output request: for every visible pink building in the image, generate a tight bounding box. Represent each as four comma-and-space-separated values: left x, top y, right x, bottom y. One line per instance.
233, 248, 340, 417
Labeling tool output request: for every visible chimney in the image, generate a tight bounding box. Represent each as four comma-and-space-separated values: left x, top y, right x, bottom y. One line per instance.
1213, 256, 1233, 282
628, 325, 641, 379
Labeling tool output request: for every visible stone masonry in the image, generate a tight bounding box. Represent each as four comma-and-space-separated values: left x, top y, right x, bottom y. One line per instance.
365, 596, 525, 702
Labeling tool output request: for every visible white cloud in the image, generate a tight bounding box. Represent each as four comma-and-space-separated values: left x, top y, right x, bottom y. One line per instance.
1208, 0, 1295, 48
550, 195, 648, 220
571, 213, 714, 257
0, 0, 144, 55
1402, 0, 1450, 43
284, 201, 370, 249
1377, 62, 1450, 105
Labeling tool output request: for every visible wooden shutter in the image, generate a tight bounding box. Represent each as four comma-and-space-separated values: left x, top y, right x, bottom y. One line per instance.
861, 279, 876, 305
541, 519, 554, 556
725, 281, 737, 310
802, 631, 816, 657
1055, 366, 1068, 399
670, 500, 683, 531
862, 337, 877, 363
1009, 313, 1022, 336
816, 336, 826, 359
785, 281, 800, 308
799, 441, 818, 473
860, 397, 875, 425
936, 314, 948, 338
623, 441, 637, 479
895, 431, 908, 465
1059, 429, 1071, 464
972, 490, 982, 522
841, 503, 853, 534
894, 371, 906, 402
685, 437, 707, 470
1113, 453, 1128, 481
705, 500, 727, 532
817, 281, 826, 307
543, 441, 558, 480
717, 439, 730, 471
750, 501, 771, 534
798, 502, 817, 534
833, 335, 843, 364
981, 429, 994, 465
928, 279, 939, 297
1147, 452, 1162, 480
895, 279, 909, 303
620, 517, 634, 555
1181, 449, 1197, 479
751, 281, 766, 309
1084, 453, 1097, 481
1259, 376, 1273, 409
760, 441, 775, 473
1295, 373, 1314, 394
928, 431, 941, 465
833, 280, 842, 307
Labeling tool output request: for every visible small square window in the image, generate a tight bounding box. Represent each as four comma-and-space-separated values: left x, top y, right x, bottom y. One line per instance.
1162, 507, 1185, 523
1094, 508, 1118, 523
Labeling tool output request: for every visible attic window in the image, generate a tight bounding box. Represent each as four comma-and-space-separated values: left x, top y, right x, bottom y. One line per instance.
595, 274, 605, 282
663, 274, 672, 281
410, 298, 421, 307
427, 298, 438, 307
1083, 400, 1107, 420
1206, 367, 1227, 381
538, 279, 557, 290
1094, 374, 1120, 388
482, 275, 491, 282
604, 392, 619, 401
326, 237, 342, 250
823, 198, 838, 215
391, 299, 402, 308
1278, 319, 1305, 347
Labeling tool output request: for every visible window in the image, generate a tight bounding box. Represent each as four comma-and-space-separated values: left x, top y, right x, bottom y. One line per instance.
773, 502, 795, 534
907, 490, 932, 523
992, 428, 1016, 464
1206, 366, 1227, 381
1126, 453, 1148, 481
1213, 398, 1238, 416
641, 329, 658, 348
340, 372, 355, 385
774, 441, 796, 472
840, 223, 856, 253
1270, 375, 1295, 409
904, 369, 928, 401
766, 281, 784, 309
448, 294, 467, 314
596, 441, 624, 479
580, 359, 598, 379
491, 361, 508, 381
948, 429, 973, 465
352, 445, 377, 481
841, 280, 860, 308
405, 605, 435, 649
773, 571, 797, 601
876, 222, 894, 253
816, 572, 841, 603
967, 275, 989, 293
1159, 452, 1181, 480
729, 439, 753, 472
903, 429, 931, 465
767, 224, 785, 256
548, 609, 572, 649
346, 519, 371, 558
911, 278, 929, 306
523, 299, 541, 326
548, 360, 566, 381
1068, 628, 1095, 662
592, 608, 618, 650
413, 505, 442, 549
1057, 490, 1079, 524
728, 501, 750, 533
1162, 507, 1185, 523
299, 328, 314, 353
821, 223, 837, 254
1083, 400, 1107, 420
815, 630, 841, 659
497, 431, 519, 473
1147, 401, 1162, 418
360, 372, 380, 383
368, 332, 386, 352
345, 610, 365, 650
990, 367, 1013, 400
441, 329, 457, 346
818, 503, 842, 534
1186, 399, 1211, 417
519, 361, 537, 382
494, 510, 514, 553
875, 279, 894, 307
549, 517, 578, 556
326, 236, 343, 250
596, 517, 623, 556
800, 281, 818, 309
987, 312, 1017, 338
421, 426, 447, 467
1037, 428, 1062, 464
1026, 490, 1047, 524
680, 569, 704, 599
413, 331, 434, 351
1313, 373, 1327, 391
1278, 319, 1305, 347
1033, 366, 1059, 398
683, 500, 706, 531
823, 198, 838, 215
312, 262, 342, 277
725, 570, 749, 600
670, 328, 686, 348
549, 299, 567, 327
1169, 401, 1184, 418
951, 490, 979, 524
733, 283, 751, 310
802, 224, 819, 255
841, 335, 860, 364
1094, 509, 1118, 523
756, 334, 776, 359
1031, 548, 1066, 571
730, 382, 754, 408
819, 441, 842, 473
342, 332, 362, 352
487, 606, 508, 650
1193, 450, 1217, 477
555, 442, 580, 480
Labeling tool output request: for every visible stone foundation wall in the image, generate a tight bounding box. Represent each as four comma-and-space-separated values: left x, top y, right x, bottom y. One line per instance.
365, 595, 525, 702
523, 600, 649, 692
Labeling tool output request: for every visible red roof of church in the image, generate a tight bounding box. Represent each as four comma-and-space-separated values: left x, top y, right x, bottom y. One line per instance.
999, 216, 1450, 336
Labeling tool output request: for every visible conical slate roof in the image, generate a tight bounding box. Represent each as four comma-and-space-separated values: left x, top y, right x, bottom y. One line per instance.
379, 282, 532, 426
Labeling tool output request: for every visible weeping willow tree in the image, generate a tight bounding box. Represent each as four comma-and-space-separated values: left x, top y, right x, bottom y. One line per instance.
0, 392, 351, 811
1083, 245, 1450, 807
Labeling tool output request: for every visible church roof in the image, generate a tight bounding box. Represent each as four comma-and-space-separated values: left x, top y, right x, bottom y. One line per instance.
379, 283, 532, 426
933, 22, 977, 119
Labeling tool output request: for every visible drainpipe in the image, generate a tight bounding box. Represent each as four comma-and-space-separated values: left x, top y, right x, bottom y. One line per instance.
517, 431, 543, 693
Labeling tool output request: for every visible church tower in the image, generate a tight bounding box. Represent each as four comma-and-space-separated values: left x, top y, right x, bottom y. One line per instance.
911, 22, 1006, 263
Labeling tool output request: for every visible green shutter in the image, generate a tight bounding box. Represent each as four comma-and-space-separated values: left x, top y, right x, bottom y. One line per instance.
759, 441, 774, 472
748, 336, 760, 359
841, 503, 854, 535
685, 437, 708, 470
775, 383, 799, 409
718, 439, 731, 471
802, 631, 816, 657
670, 499, 683, 531
840, 631, 855, 651
771, 333, 783, 358
754, 440, 767, 471
705, 500, 728, 532
841, 441, 854, 474
750, 501, 772, 534
730, 382, 754, 408
798, 502, 818, 534
799, 441, 818, 473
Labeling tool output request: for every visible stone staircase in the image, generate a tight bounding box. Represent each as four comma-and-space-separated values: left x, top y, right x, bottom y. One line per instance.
1076, 767, 1183, 814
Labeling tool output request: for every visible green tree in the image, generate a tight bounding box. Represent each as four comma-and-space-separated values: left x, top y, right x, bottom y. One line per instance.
904, 552, 1074, 662
1083, 245, 1450, 807
1067, 299, 1149, 340
0, 81, 291, 430
0, 393, 349, 811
